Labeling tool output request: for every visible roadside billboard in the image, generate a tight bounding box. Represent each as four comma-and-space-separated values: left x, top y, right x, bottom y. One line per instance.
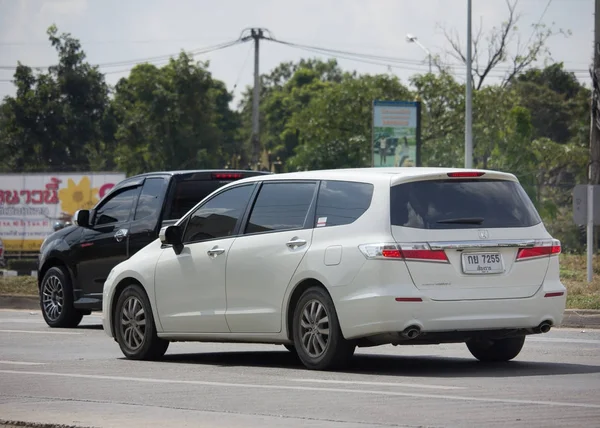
0, 172, 125, 253
372, 100, 421, 167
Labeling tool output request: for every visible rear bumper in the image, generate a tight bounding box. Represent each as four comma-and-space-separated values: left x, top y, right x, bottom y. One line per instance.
332, 281, 567, 341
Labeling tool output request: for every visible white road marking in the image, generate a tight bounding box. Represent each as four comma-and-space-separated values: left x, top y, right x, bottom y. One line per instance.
1, 369, 599, 410
0, 329, 82, 335
289, 378, 464, 390
0, 319, 45, 324
528, 337, 600, 345
0, 360, 45, 366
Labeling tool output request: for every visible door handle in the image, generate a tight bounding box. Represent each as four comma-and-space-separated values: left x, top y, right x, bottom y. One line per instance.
207, 246, 226, 258
114, 228, 128, 242
286, 237, 307, 250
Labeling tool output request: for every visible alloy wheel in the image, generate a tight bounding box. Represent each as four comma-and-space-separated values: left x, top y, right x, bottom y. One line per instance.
299, 299, 330, 358
120, 296, 147, 351
41, 275, 63, 321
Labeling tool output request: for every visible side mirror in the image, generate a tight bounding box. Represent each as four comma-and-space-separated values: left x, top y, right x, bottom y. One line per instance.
73, 210, 90, 228
159, 225, 184, 254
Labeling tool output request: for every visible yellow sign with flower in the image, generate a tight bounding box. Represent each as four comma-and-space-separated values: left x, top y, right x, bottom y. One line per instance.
58, 176, 100, 215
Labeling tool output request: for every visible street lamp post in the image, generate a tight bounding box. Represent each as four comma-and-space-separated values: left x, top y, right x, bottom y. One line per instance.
406, 33, 432, 74
465, 0, 473, 169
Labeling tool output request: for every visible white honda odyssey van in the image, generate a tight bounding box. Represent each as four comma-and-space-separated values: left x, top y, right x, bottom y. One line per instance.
102, 167, 566, 370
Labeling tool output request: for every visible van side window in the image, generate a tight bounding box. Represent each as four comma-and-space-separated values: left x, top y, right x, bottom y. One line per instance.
245, 182, 316, 234
315, 181, 374, 227
182, 185, 254, 243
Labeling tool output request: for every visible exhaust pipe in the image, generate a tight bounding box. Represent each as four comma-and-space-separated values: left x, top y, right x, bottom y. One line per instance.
534, 320, 552, 334
401, 325, 421, 339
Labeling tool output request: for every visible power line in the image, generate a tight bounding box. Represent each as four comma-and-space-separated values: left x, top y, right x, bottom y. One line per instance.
233, 43, 254, 90
0, 30, 591, 85
0, 38, 245, 71
0, 38, 237, 47
265, 36, 589, 77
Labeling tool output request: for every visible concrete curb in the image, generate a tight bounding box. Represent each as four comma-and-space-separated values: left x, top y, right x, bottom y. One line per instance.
1, 294, 599, 329
0, 295, 38, 310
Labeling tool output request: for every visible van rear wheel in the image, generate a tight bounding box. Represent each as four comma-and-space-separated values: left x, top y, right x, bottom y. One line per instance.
292, 286, 355, 370
466, 335, 525, 362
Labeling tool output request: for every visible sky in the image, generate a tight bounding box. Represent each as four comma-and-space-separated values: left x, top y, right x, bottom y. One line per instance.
0, 0, 594, 110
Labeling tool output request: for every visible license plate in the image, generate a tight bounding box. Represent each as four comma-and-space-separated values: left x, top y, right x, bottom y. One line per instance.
461, 252, 504, 275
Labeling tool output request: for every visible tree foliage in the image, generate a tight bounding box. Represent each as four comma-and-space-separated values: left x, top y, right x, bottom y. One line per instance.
111, 53, 238, 175
0, 25, 111, 172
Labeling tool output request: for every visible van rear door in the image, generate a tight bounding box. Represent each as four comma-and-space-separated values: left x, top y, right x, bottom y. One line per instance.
389, 172, 557, 301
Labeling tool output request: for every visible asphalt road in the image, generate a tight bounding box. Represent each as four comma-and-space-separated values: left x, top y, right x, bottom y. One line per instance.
0, 309, 599, 428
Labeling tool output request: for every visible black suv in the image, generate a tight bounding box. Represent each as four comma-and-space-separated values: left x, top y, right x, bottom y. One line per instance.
38, 169, 269, 328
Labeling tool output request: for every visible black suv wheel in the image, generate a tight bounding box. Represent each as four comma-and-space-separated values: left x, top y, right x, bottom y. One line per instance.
40, 266, 83, 328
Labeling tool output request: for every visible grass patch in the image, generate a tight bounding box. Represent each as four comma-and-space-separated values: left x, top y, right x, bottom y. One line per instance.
1, 254, 599, 309
560, 254, 600, 310
0, 276, 38, 296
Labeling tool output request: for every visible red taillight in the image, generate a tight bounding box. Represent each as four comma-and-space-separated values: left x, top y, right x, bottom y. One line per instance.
359, 243, 448, 263
0, 248, 3, 257
447, 171, 485, 178
516, 240, 561, 261
212, 173, 243, 180
402, 249, 448, 262
382, 249, 402, 258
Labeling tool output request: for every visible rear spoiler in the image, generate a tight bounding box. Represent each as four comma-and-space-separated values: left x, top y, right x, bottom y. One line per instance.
391, 170, 518, 187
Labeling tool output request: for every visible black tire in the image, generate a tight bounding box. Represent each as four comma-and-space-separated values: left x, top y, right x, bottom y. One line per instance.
113, 284, 169, 360
39, 266, 84, 328
283, 344, 296, 353
292, 286, 355, 370
466, 335, 526, 362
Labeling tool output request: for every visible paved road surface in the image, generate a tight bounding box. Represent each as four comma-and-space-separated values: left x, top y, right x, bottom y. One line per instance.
0, 309, 599, 428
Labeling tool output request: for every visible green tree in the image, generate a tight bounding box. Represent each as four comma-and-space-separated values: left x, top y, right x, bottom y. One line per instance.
0, 25, 112, 172
286, 74, 412, 170
111, 53, 237, 175
513, 63, 590, 146
236, 58, 345, 168
410, 72, 464, 167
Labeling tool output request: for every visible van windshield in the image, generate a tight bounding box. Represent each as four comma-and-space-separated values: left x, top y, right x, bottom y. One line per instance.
390, 179, 542, 229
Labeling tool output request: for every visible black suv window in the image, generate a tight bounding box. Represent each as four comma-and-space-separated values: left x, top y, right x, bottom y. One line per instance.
183, 185, 254, 243
315, 180, 374, 228
246, 182, 316, 234
390, 179, 542, 229
95, 187, 140, 226
168, 180, 240, 220
134, 178, 168, 221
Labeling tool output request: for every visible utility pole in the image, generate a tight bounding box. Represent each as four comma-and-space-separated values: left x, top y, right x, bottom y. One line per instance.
587, 0, 600, 282
241, 28, 271, 170
465, 0, 473, 168
251, 29, 262, 170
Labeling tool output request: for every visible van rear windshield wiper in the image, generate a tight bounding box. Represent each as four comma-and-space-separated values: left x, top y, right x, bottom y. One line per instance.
436, 217, 484, 225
